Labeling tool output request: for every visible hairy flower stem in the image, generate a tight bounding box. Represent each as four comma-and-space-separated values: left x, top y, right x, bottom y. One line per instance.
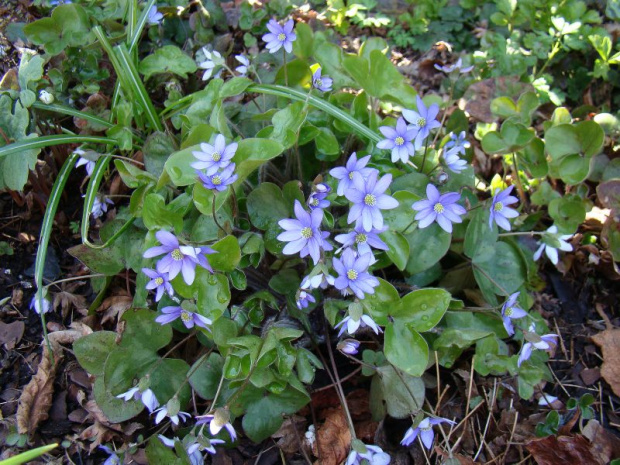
420, 138, 431, 173
282, 48, 288, 87
44, 273, 105, 289
209, 372, 227, 411
212, 196, 227, 235
142, 332, 197, 380
171, 350, 211, 400
325, 329, 357, 439
510, 154, 528, 207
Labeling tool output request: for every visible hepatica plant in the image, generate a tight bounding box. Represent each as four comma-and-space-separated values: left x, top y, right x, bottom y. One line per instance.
7, 2, 609, 463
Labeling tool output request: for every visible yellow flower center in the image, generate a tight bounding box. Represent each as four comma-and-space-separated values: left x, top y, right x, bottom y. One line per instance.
347, 269, 358, 280
417, 117, 426, 127
155, 277, 164, 286
180, 310, 192, 322
310, 198, 319, 206
355, 233, 367, 244
433, 203, 445, 214
364, 194, 376, 206
212, 175, 222, 185
505, 307, 513, 317
315, 79, 322, 87
212, 152, 221, 162
278, 33, 286, 41
348, 172, 355, 180
494, 201, 503, 212
301, 227, 313, 239
395, 136, 405, 146
171, 249, 183, 261
420, 424, 432, 432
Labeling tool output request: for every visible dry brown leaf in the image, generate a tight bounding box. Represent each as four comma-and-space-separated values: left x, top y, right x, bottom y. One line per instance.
526, 434, 605, 465
52, 281, 87, 317
591, 328, 620, 397
272, 415, 308, 455
16, 324, 92, 435
582, 420, 620, 464
313, 407, 351, 465
0, 321, 25, 349
98, 295, 132, 325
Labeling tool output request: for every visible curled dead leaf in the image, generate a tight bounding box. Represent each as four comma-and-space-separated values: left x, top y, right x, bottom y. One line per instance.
591, 328, 620, 397
313, 407, 351, 465
0, 321, 25, 349
525, 434, 605, 465
16, 324, 92, 435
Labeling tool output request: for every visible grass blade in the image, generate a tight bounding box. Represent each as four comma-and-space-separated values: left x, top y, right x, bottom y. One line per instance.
249, 84, 381, 143
32, 102, 114, 129
0, 135, 115, 159
0, 443, 58, 465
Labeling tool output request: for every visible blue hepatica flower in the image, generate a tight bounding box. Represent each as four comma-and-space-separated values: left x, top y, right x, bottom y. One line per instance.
401, 416, 455, 449
296, 290, 316, 309
333, 248, 379, 300
262, 19, 296, 54
533, 225, 573, 265
345, 171, 398, 232
91, 195, 114, 219
402, 95, 441, 147
30, 289, 51, 315
197, 163, 238, 192
159, 435, 218, 464
444, 131, 471, 156
489, 185, 519, 231
377, 117, 419, 163
412, 184, 466, 234
100, 446, 121, 465
153, 405, 191, 426
434, 58, 474, 74
335, 225, 388, 256
345, 444, 390, 465
196, 412, 237, 441
501, 292, 527, 336
235, 54, 250, 76
443, 147, 468, 173
312, 67, 333, 92
329, 152, 375, 196
74, 149, 98, 176
307, 183, 331, 210
156, 305, 213, 330
116, 386, 159, 413
277, 200, 332, 265
191, 134, 238, 176
143, 231, 216, 285
518, 324, 558, 367
147, 5, 163, 25
338, 339, 360, 355
142, 268, 173, 302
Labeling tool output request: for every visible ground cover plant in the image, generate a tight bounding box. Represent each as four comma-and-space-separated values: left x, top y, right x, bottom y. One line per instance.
0, 0, 620, 464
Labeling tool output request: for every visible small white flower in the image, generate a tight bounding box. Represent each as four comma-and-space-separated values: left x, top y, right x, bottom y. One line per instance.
198, 48, 224, 81
533, 225, 573, 265
30, 289, 51, 314
38, 90, 54, 104
538, 394, 559, 406
153, 405, 191, 425
235, 54, 250, 76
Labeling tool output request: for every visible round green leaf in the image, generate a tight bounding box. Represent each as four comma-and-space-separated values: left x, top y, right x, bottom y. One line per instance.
382, 191, 419, 232
472, 241, 525, 303
383, 230, 410, 271
73, 331, 117, 377
210, 235, 241, 272
392, 288, 451, 331
384, 321, 428, 377
362, 278, 400, 325
405, 223, 451, 274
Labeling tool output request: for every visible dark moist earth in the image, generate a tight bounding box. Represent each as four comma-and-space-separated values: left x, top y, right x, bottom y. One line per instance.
1, 3, 620, 465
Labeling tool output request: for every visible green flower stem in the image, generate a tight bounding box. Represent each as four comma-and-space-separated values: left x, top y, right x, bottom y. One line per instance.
44, 274, 105, 289
420, 137, 431, 173
208, 371, 227, 411
31, 102, 114, 129
324, 328, 357, 440
282, 48, 288, 87
212, 195, 227, 235
471, 262, 510, 295
498, 231, 543, 237
170, 350, 211, 401
391, 364, 421, 411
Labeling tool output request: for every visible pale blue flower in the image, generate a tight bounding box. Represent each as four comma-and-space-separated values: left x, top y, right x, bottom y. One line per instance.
489, 185, 519, 231
335, 225, 388, 256
147, 5, 163, 25
296, 290, 316, 309
156, 306, 213, 330
153, 405, 191, 425
345, 171, 398, 232
517, 325, 558, 367
412, 184, 466, 233
500, 292, 527, 336
90, 195, 113, 219
116, 387, 160, 413
345, 444, 390, 465
262, 19, 296, 54
312, 67, 333, 92
191, 134, 237, 175
377, 117, 419, 163
143, 231, 216, 285
142, 268, 173, 302
100, 446, 121, 465
444, 131, 471, 155
434, 58, 474, 74
533, 225, 573, 265
30, 289, 51, 315
197, 163, 238, 192
329, 152, 375, 196
308, 183, 331, 210
333, 248, 379, 300
235, 54, 250, 76
443, 147, 468, 173
196, 413, 237, 441
338, 339, 360, 355
401, 417, 455, 449
277, 200, 332, 264
402, 95, 441, 147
